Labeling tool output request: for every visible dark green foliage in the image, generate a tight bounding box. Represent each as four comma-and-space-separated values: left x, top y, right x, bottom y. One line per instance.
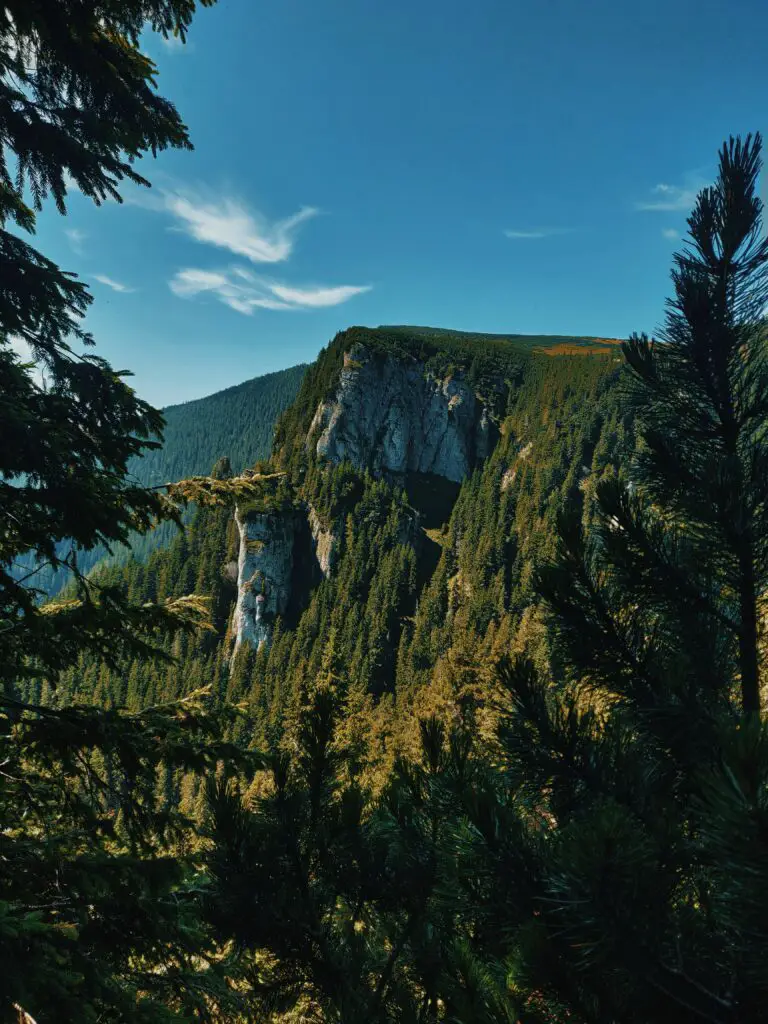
0, 3, 264, 1021
0, 691, 253, 1023
474, 134, 768, 1023
621, 137, 768, 714
204, 685, 525, 1023
139, 366, 308, 486
0, 0, 219, 682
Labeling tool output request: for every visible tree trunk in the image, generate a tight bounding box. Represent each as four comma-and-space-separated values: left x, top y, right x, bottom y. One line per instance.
738, 546, 761, 714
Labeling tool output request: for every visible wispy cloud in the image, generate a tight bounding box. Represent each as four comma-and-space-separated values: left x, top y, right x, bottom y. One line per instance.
93, 274, 135, 293
65, 227, 86, 255
635, 182, 700, 212
661, 227, 679, 240
504, 227, 569, 240
268, 282, 372, 308
134, 183, 364, 312
169, 269, 289, 313
164, 193, 319, 264
169, 267, 370, 314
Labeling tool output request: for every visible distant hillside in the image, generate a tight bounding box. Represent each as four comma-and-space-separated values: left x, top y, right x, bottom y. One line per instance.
134, 364, 309, 486
22, 363, 307, 596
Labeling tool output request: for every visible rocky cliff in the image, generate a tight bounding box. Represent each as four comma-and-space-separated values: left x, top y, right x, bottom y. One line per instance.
309, 343, 497, 482
233, 338, 503, 656
231, 507, 299, 657
308, 505, 339, 577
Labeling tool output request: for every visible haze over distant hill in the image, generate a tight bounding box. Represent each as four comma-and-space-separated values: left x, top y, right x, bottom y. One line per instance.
20, 363, 307, 597
134, 364, 309, 486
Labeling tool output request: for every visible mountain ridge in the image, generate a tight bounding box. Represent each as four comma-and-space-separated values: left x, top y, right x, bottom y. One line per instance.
57, 322, 629, 763
19, 363, 307, 598
220, 326, 625, 682
379, 323, 624, 351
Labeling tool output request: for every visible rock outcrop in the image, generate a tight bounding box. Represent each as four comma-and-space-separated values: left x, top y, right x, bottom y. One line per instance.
501, 441, 533, 491
231, 507, 299, 657
308, 505, 339, 578
233, 341, 502, 656
310, 343, 496, 483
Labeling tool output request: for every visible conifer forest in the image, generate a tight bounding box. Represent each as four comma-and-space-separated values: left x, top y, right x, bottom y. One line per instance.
2, 2, 768, 1022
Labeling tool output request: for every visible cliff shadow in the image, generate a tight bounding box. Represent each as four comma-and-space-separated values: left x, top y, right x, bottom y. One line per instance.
404, 472, 460, 594
404, 472, 461, 531
285, 514, 325, 625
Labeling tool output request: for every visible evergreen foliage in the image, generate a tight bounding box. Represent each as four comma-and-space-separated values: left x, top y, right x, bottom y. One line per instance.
0, 4, 263, 1021
0, 689, 252, 1022
203, 685, 522, 1023
5, 18, 764, 1015
0, 0, 217, 681
473, 133, 768, 1022
139, 366, 308, 487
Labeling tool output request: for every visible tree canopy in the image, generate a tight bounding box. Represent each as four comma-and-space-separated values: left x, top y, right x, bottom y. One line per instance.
0, 4, 258, 1021
3, 9, 767, 1018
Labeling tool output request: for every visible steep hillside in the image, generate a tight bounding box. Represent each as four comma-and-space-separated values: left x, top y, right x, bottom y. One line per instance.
135, 364, 308, 485
19, 363, 307, 597
54, 326, 628, 776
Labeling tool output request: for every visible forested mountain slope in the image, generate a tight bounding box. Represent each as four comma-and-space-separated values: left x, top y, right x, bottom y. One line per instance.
52, 326, 628, 778
7, 0, 763, 1014
135, 363, 308, 485
6, 28, 763, 1012
16, 363, 307, 597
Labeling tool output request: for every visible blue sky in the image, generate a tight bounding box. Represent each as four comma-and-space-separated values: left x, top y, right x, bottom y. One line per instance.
33, 0, 767, 406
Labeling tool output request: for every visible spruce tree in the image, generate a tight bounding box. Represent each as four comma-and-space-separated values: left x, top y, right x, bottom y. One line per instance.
0, 4, 264, 1021
0, 0, 220, 683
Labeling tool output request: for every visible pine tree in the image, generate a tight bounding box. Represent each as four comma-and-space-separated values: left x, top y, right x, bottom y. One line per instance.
204, 683, 495, 1022
480, 134, 768, 1023
0, 690, 252, 1022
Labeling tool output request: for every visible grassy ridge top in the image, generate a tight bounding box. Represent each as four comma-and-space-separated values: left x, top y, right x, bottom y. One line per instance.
343, 326, 622, 383
380, 324, 623, 355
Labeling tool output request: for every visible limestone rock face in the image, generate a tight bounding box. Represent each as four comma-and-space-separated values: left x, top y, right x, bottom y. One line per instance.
233, 342, 502, 656
308, 505, 338, 578
311, 343, 496, 483
231, 508, 298, 657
